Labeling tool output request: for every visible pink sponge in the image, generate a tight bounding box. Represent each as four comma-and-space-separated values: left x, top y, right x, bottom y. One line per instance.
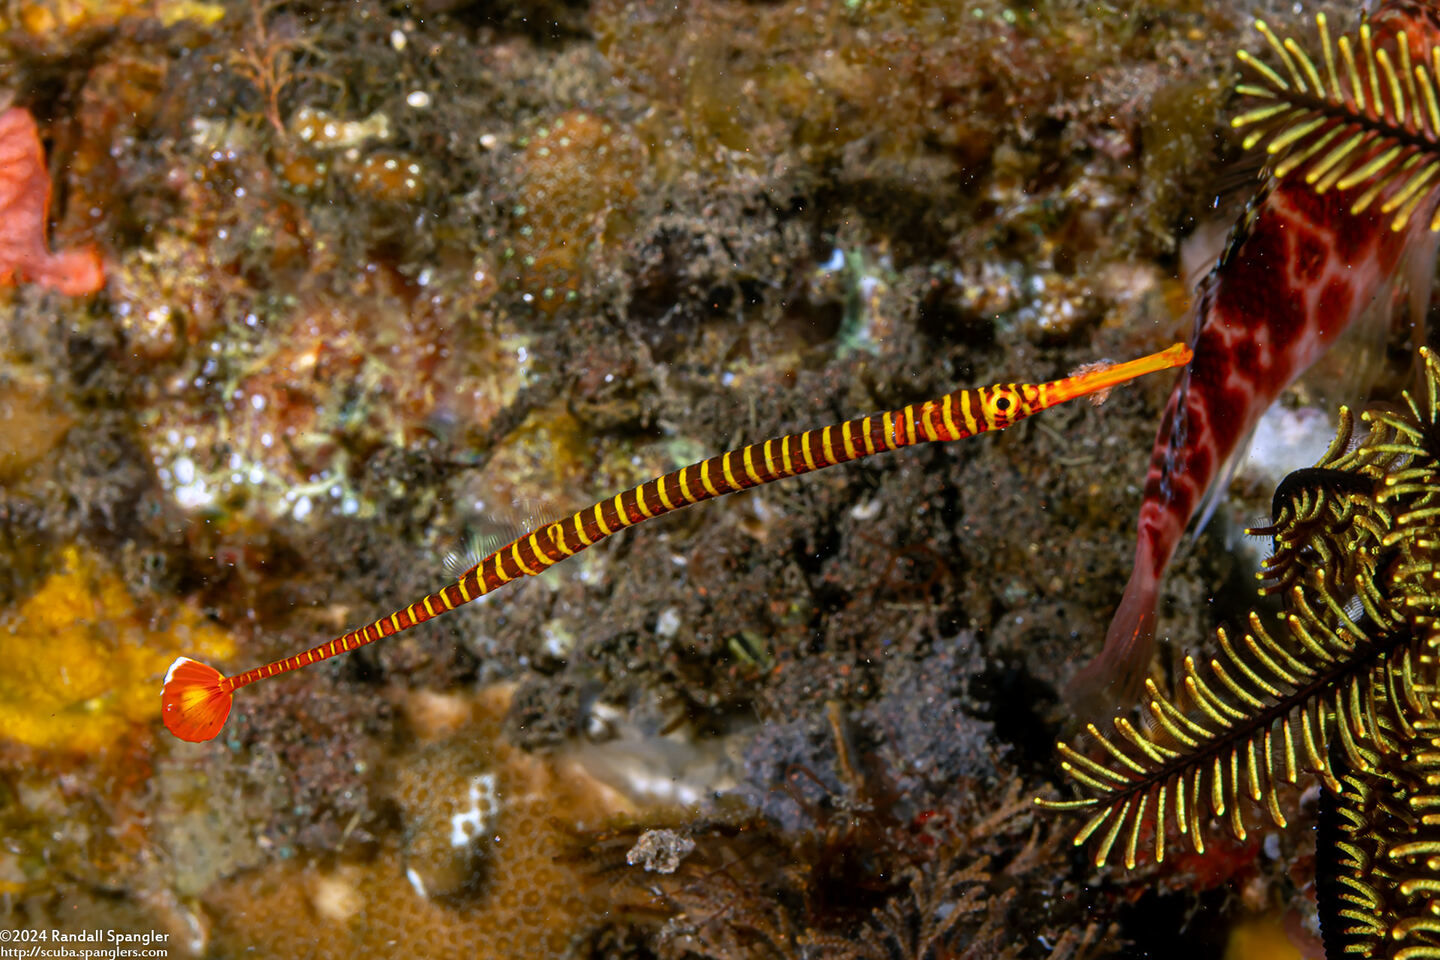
0, 107, 103, 296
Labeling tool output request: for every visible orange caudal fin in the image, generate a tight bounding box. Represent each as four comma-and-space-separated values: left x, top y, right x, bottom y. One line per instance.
160, 657, 232, 742
1065, 567, 1159, 720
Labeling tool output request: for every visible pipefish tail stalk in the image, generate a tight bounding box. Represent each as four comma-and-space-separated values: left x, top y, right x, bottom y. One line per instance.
160, 343, 1192, 743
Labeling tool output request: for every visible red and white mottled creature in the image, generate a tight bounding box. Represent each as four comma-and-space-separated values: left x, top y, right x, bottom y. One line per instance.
1070, 1, 1440, 708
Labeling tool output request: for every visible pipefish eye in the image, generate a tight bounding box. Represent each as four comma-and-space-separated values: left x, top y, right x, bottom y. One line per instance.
986, 389, 1018, 422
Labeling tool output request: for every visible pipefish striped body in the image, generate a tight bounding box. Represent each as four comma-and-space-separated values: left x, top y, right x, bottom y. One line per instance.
160, 343, 1191, 742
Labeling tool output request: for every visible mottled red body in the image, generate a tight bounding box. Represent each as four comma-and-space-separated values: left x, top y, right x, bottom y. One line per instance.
1074, 2, 1440, 707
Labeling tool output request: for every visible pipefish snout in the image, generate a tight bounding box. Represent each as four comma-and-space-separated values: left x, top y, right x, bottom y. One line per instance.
160, 343, 1192, 742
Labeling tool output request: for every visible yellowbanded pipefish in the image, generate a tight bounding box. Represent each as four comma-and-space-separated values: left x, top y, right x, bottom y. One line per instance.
161, 343, 1192, 742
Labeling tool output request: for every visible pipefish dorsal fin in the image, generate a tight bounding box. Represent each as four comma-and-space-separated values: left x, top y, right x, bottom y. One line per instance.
442, 497, 559, 580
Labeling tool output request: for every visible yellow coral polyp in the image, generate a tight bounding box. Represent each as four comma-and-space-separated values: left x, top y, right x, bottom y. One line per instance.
0, 546, 234, 752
